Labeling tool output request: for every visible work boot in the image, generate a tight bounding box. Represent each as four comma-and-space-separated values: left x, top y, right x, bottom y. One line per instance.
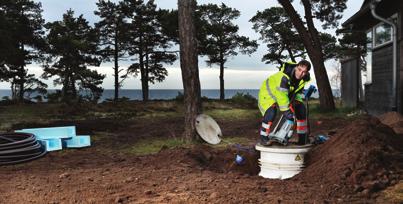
260, 135, 270, 146
297, 134, 309, 145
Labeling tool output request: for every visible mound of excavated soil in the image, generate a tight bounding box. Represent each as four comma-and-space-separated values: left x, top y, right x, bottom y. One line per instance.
300, 116, 403, 197
187, 144, 260, 175
187, 115, 403, 199
378, 111, 403, 135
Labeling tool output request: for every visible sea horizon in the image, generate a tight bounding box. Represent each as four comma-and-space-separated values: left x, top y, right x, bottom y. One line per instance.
0, 88, 337, 101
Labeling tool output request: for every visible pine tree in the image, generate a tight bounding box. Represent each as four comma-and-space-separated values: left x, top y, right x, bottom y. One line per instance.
251, 7, 339, 66
43, 10, 105, 103
0, 0, 47, 102
198, 3, 257, 100
250, 7, 305, 65
123, 0, 177, 101
277, 0, 348, 110
178, 0, 201, 141
95, 0, 130, 101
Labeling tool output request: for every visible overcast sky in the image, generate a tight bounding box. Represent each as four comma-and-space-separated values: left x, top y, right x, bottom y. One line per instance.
0, 0, 362, 89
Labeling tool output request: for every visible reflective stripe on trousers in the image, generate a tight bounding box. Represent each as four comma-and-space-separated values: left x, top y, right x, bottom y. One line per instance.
260, 121, 272, 137
296, 120, 307, 134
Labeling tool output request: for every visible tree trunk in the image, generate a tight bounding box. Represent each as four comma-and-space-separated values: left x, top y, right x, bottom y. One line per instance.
178, 0, 202, 142
18, 65, 24, 102
219, 59, 225, 100
11, 82, 16, 100
70, 77, 77, 99
310, 53, 335, 110
18, 43, 25, 102
144, 52, 150, 101
62, 77, 69, 100
287, 47, 296, 62
140, 70, 148, 101
279, 0, 335, 110
114, 31, 119, 101
139, 36, 148, 102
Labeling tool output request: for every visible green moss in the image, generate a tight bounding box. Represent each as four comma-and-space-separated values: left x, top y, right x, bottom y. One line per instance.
205, 108, 258, 120
90, 131, 109, 142
212, 136, 255, 149
123, 137, 187, 156
230, 92, 257, 105
139, 111, 180, 119
0, 105, 57, 131
305, 99, 364, 120
122, 135, 254, 156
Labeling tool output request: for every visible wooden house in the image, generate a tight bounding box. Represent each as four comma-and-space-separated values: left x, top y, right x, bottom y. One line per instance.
341, 0, 403, 115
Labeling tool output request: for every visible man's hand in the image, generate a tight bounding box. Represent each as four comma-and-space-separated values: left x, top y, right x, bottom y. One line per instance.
283, 109, 294, 121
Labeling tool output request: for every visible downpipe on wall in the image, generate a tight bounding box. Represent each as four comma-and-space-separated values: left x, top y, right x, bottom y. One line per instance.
370, 0, 398, 111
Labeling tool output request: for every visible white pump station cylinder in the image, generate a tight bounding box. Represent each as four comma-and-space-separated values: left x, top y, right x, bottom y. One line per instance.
255, 143, 312, 179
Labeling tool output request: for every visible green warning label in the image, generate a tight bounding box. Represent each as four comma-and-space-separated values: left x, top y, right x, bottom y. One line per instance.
295, 154, 302, 161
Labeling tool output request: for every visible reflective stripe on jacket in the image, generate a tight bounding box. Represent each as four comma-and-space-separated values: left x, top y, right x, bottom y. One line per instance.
258, 62, 310, 116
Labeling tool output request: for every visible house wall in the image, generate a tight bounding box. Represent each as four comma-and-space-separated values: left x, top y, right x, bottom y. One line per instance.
365, 44, 394, 115
341, 58, 359, 108
341, 0, 402, 115
398, 1, 403, 114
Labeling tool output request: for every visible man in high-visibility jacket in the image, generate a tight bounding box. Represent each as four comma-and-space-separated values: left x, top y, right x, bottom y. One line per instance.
258, 60, 311, 145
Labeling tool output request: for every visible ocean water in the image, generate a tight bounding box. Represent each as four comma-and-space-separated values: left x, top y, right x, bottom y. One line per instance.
100, 89, 260, 100
0, 89, 259, 101
0, 88, 334, 101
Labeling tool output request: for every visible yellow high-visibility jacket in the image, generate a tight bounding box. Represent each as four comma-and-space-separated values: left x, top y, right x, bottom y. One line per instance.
258, 62, 310, 115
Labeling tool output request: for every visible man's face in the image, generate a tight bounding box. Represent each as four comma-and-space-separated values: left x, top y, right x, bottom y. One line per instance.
295, 65, 308, 80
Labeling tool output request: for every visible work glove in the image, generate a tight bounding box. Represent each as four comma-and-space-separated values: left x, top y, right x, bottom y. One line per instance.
283, 109, 294, 121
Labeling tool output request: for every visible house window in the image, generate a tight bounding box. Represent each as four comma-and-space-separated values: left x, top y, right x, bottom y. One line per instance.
374, 23, 392, 47
364, 14, 396, 84
365, 31, 372, 84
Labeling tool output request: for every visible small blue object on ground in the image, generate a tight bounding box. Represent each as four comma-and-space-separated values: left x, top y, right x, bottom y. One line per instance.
314, 134, 329, 144
235, 154, 245, 165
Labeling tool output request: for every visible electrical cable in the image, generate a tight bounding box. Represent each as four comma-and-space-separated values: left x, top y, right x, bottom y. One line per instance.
0, 132, 47, 165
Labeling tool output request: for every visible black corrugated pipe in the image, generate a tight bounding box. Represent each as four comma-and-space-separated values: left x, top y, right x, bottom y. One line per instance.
370, 0, 398, 111
0, 133, 47, 165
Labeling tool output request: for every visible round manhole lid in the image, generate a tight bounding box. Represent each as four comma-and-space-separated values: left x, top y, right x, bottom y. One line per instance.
195, 114, 222, 144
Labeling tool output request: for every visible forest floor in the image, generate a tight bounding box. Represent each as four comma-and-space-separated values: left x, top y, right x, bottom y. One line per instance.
0, 100, 402, 203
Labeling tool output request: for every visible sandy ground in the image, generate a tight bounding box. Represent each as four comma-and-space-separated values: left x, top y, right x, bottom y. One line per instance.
0, 109, 402, 203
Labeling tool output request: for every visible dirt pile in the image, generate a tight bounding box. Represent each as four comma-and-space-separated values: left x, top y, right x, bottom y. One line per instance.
187, 144, 260, 175
300, 116, 403, 197
378, 111, 403, 134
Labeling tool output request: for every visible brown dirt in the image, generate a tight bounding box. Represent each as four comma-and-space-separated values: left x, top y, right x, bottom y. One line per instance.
0, 114, 402, 203
301, 116, 403, 201
378, 111, 403, 135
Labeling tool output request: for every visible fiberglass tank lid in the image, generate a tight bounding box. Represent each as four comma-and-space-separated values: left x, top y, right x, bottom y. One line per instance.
195, 114, 222, 145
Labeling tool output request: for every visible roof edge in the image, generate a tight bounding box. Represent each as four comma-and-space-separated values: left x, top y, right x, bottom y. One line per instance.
342, 0, 371, 27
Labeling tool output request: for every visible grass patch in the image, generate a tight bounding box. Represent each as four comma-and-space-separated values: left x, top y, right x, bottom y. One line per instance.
307, 100, 364, 119
123, 137, 187, 156
90, 131, 110, 143
213, 136, 255, 149
0, 105, 59, 131
205, 108, 258, 120
0, 104, 49, 119
122, 136, 254, 156
139, 111, 180, 119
